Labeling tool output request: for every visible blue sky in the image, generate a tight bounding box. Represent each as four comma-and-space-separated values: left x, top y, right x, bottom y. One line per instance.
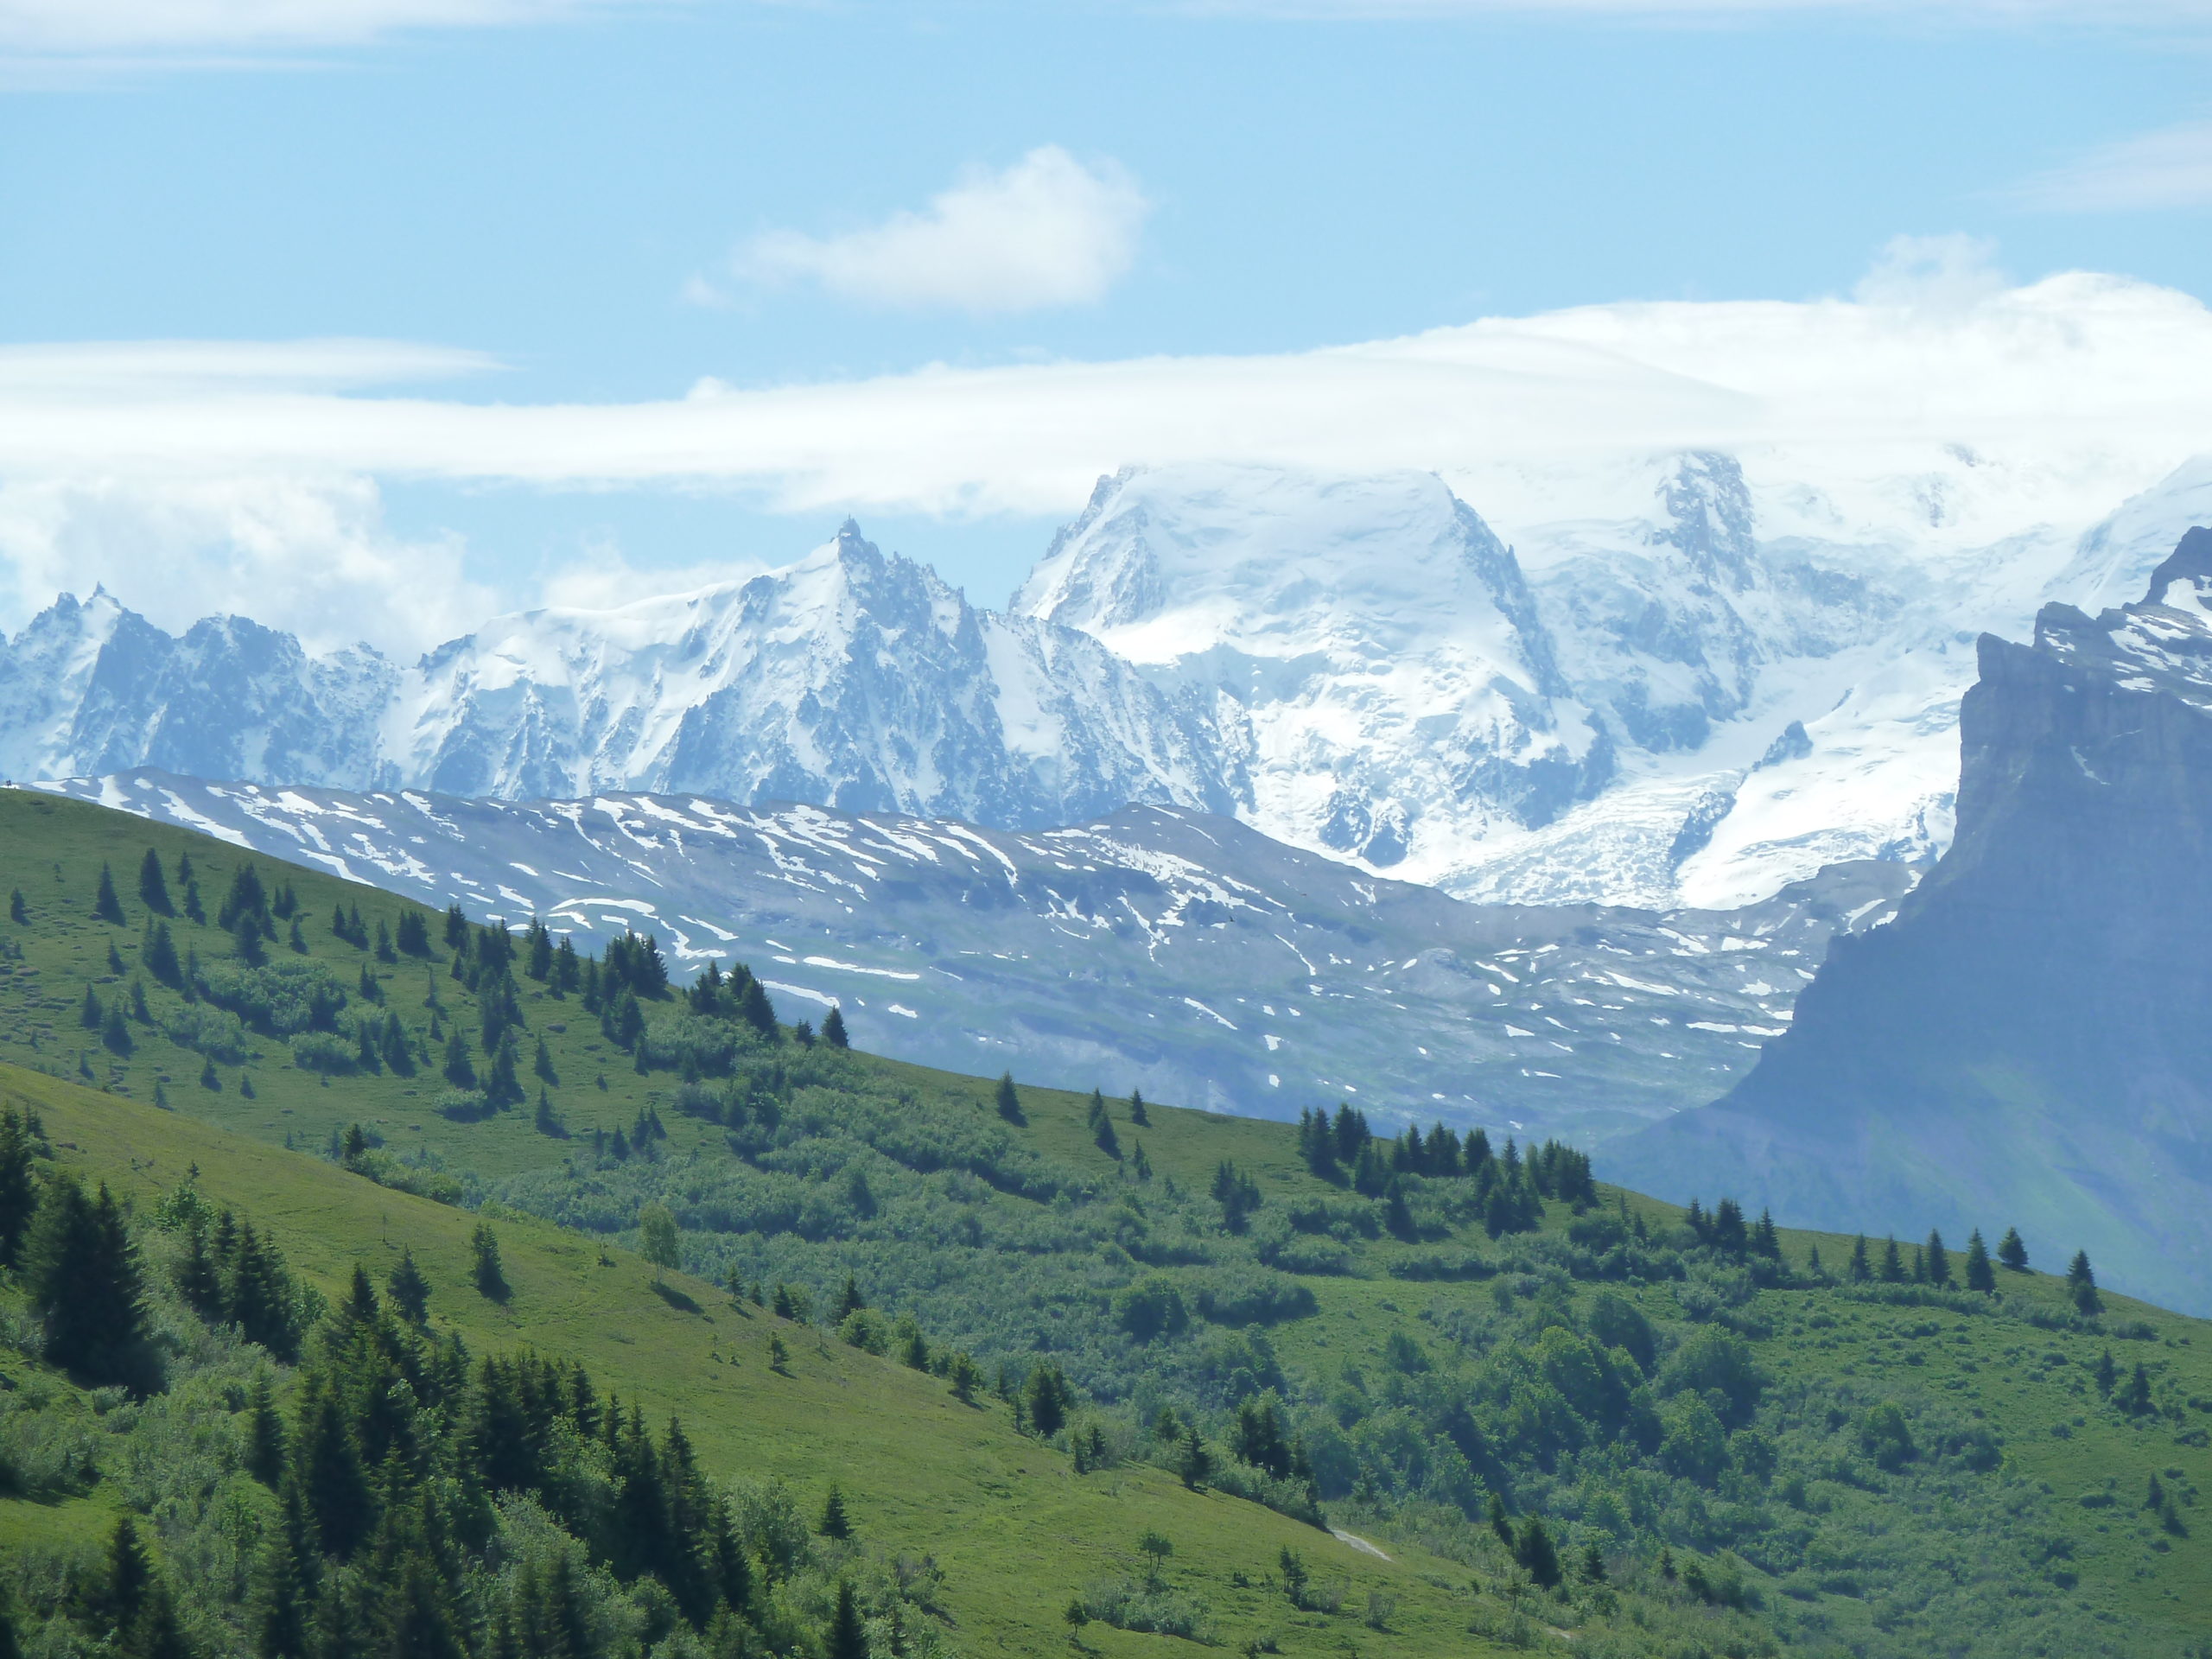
1, 2, 2209, 644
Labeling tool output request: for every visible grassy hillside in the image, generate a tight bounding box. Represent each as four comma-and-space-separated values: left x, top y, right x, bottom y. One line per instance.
0, 1065, 1510, 1657
3, 787, 2212, 1658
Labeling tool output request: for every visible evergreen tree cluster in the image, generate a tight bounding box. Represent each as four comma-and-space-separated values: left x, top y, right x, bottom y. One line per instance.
1294, 1103, 1593, 1237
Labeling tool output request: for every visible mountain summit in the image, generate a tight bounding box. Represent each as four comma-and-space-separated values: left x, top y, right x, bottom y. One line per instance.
1611, 527, 2212, 1313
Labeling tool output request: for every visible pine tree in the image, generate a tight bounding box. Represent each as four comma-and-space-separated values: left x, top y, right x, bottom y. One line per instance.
1086, 1088, 1121, 1159
1515, 1516, 1562, 1588
8, 889, 26, 925
442, 1032, 477, 1090
1964, 1229, 1996, 1294
245, 1373, 286, 1486
1848, 1235, 1871, 1283
822, 1005, 849, 1048
93, 862, 125, 925
2120, 1361, 2154, 1415
823, 1582, 868, 1659
386, 1249, 431, 1324
1132, 1141, 1152, 1181
137, 849, 172, 916
1925, 1229, 1951, 1287
1176, 1423, 1211, 1490
817, 1484, 853, 1540
472, 1222, 507, 1300
2094, 1348, 2117, 1395
1997, 1226, 2029, 1272
832, 1273, 864, 1324
1128, 1088, 1148, 1126
534, 1089, 564, 1138
534, 1035, 557, 1084
1878, 1236, 1905, 1283
2068, 1249, 2101, 1315
1489, 1492, 1513, 1547
995, 1071, 1025, 1123
25, 1175, 154, 1391
0, 1109, 35, 1268
81, 983, 104, 1030
104, 1514, 154, 1632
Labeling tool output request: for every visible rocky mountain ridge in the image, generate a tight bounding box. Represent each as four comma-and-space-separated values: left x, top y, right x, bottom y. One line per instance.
1611, 526, 2212, 1313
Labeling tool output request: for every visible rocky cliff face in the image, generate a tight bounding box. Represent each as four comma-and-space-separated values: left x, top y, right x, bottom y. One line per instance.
1611, 528, 2212, 1313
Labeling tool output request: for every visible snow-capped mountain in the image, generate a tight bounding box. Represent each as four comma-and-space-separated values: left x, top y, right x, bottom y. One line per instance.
1014, 464, 1601, 868
29, 769, 1907, 1137
3, 455, 2209, 912
0, 524, 1236, 830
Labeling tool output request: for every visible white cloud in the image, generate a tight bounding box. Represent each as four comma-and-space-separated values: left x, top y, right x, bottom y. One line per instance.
5, 253, 2212, 625
1851, 232, 2009, 313
0, 0, 651, 56
734, 147, 1150, 315
0, 474, 496, 656
2013, 120, 2212, 212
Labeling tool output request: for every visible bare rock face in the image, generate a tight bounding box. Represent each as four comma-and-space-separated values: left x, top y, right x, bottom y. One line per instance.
1613, 528, 2212, 1313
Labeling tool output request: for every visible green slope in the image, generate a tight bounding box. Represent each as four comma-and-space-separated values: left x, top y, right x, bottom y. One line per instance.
0, 1065, 1503, 1657
3, 787, 2212, 1658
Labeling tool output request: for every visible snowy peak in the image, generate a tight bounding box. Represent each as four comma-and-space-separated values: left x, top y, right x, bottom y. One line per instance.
1014, 461, 1598, 873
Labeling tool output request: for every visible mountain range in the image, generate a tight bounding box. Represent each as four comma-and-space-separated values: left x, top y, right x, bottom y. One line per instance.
27, 768, 1907, 1137
7, 450, 2210, 911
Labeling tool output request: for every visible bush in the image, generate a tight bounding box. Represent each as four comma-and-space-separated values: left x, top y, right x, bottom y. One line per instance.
1116, 1276, 1191, 1343
289, 1032, 355, 1075
1190, 1268, 1316, 1327
199, 960, 347, 1036
161, 1004, 250, 1064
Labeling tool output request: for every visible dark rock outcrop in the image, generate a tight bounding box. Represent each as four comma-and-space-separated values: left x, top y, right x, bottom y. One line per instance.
1612, 528, 2212, 1313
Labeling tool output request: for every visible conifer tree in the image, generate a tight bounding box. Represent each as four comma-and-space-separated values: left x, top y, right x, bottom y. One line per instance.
1132, 1141, 1152, 1182
25, 1175, 154, 1391
1964, 1229, 1996, 1294
534, 1089, 564, 1138
2068, 1249, 2101, 1315
8, 888, 26, 924
1848, 1236, 1871, 1283
1128, 1089, 1148, 1126
1176, 1423, 1211, 1490
1515, 1516, 1562, 1588
1925, 1229, 1951, 1287
817, 1484, 853, 1540
822, 1005, 849, 1048
93, 862, 124, 925
104, 1514, 154, 1632
1086, 1088, 1121, 1159
472, 1222, 507, 1300
823, 1582, 867, 1659
2120, 1360, 2154, 1415
995, 1071, 1025, 1124
245, 1373, 286, 1486
0, 1109, 35, 1268
2094, 1347, 2117, 1395
1878, 1236, 1906, 1284
386, 1249, 431, 1324
832, 1273, 864, 1324
81, 983, 103, 1030
1997, 1226, 2029, 1272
